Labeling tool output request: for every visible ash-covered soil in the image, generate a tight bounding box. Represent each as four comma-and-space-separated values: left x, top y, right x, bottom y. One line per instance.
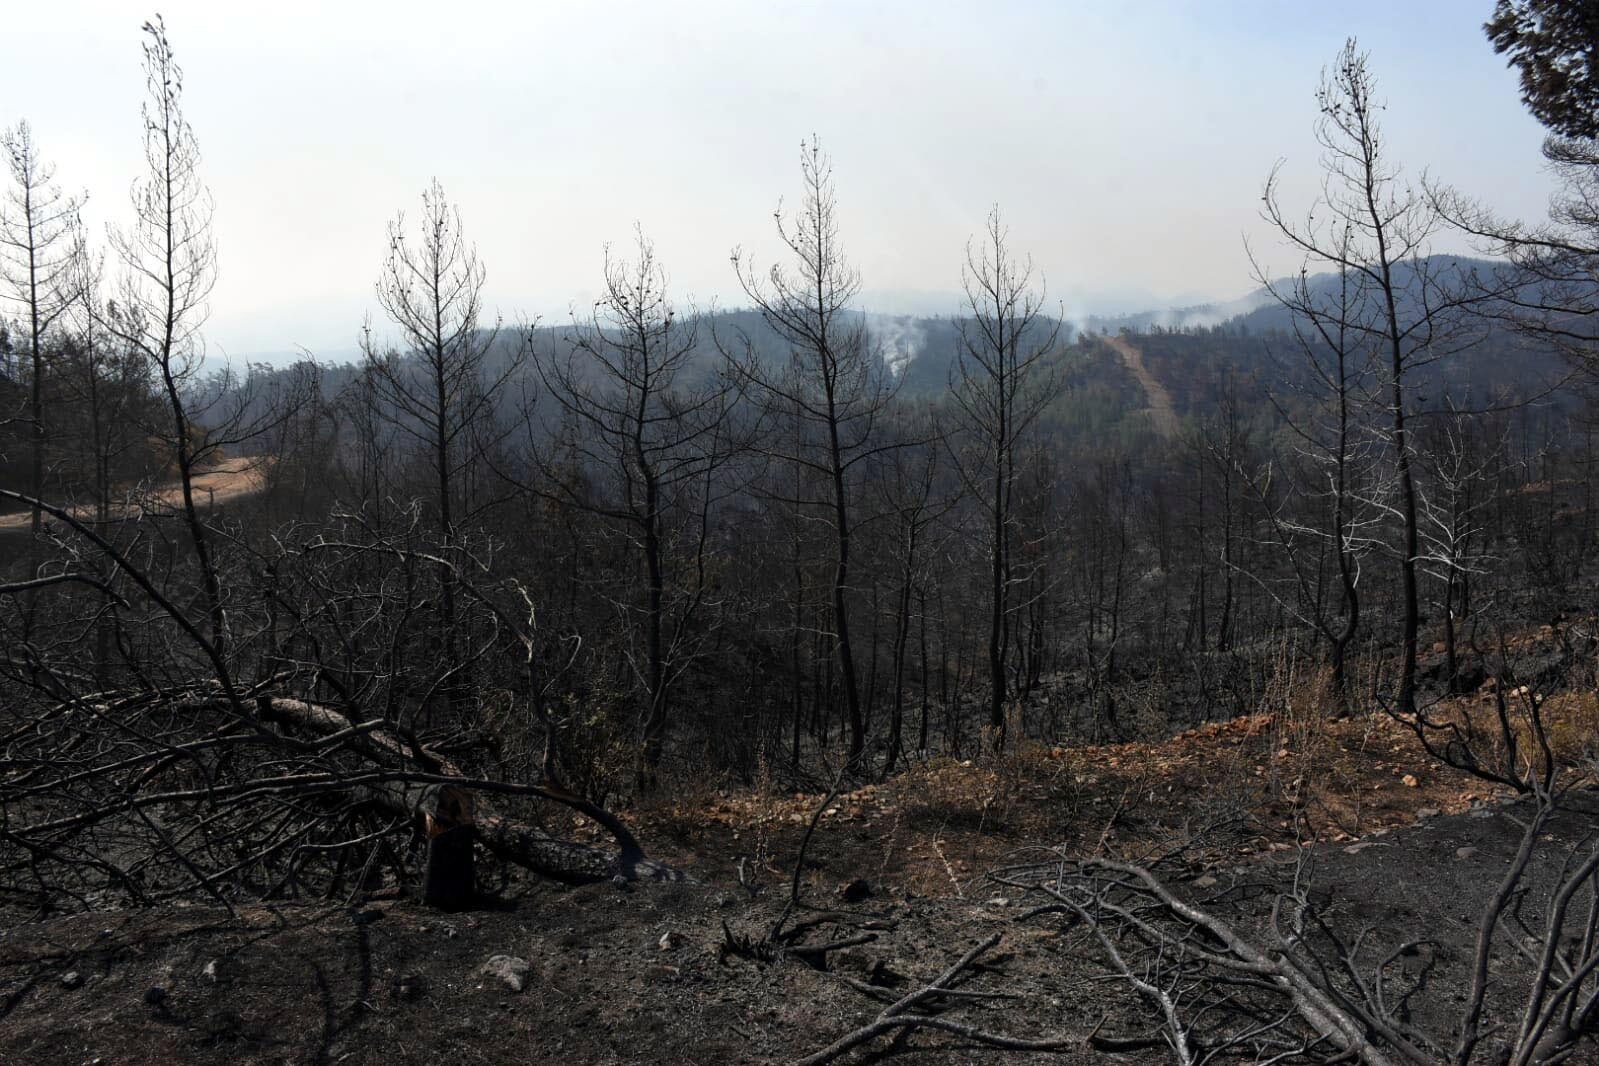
3, 789, 1590, 1065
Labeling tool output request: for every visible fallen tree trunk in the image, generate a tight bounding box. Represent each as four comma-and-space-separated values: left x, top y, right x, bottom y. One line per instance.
255, 694, 681, 886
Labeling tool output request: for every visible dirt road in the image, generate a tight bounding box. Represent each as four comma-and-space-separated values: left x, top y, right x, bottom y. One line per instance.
0, 456, 267, 532
1102, 333, 1178, 438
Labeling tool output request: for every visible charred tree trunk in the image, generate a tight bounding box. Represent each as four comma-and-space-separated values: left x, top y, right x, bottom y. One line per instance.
421, 785, 476, 910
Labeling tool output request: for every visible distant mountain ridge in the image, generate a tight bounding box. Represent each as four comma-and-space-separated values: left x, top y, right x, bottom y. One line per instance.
224, 254, 1546, 434
1075, 254, 1512, 337
230, 255, 1514, 369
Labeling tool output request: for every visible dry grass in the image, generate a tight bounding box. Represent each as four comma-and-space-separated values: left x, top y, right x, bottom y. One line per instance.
618, 687, 1529, 901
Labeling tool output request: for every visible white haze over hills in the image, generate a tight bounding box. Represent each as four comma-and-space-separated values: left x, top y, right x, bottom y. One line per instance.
10, 1, 1544, 371
859, 284, 1272, 377
231, 257, 1481, 381
222, 283, 1274, 379
1076, 289, 1278, 336
229, 281, 1247, 373
865, 314, 932, 378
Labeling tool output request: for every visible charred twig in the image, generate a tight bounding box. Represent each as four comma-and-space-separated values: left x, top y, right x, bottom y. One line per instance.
789, 933, 1078, 1066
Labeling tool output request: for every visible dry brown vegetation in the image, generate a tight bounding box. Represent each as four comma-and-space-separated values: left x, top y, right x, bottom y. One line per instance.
625, 703, 1539, 904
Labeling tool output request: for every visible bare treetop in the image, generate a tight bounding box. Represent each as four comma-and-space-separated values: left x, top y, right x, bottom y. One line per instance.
110, 14, 216, 377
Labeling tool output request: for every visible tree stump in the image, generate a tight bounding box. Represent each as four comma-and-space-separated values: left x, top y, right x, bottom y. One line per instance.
421, 785, 476, 910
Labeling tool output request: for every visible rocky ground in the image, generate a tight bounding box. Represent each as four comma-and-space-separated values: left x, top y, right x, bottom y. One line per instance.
4, 694, 1593, 1065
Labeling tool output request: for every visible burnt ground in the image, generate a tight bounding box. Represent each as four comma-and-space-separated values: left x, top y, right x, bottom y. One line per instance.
4, 698, 1598, 1065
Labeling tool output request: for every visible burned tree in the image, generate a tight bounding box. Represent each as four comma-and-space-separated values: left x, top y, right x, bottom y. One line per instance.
1413, 403, 1509, 695
525, 228, 738, 785
0, 120, 82, 535
1248, 231, 1385, 697
362, 178, 523, 691
54, 222, 158, 533
948, 206, 1062, 749
366, 178, 515, 543
874, 410, 951, 775
729, 137, 899, 767
103, 16, 231, 658
1263, 40, 1474, 716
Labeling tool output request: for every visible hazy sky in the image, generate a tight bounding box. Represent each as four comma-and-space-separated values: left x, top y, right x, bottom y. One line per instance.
2, 1, 1563, 359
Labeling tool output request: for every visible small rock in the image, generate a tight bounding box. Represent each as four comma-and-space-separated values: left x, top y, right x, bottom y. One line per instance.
611, 874, 629, 890
60, 971, 84, 990
478, 955, 532, 993
142, 986, 168, 1007
394, 975, 427, 1001
1469, 809, 1495, 820
658, 931, 680, 951
1456, 847, 1479, 860
1192, 875, 1219, 889
1415, 808, 1441, 821
201, 959, 221, 983
840, 879, 873, 903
